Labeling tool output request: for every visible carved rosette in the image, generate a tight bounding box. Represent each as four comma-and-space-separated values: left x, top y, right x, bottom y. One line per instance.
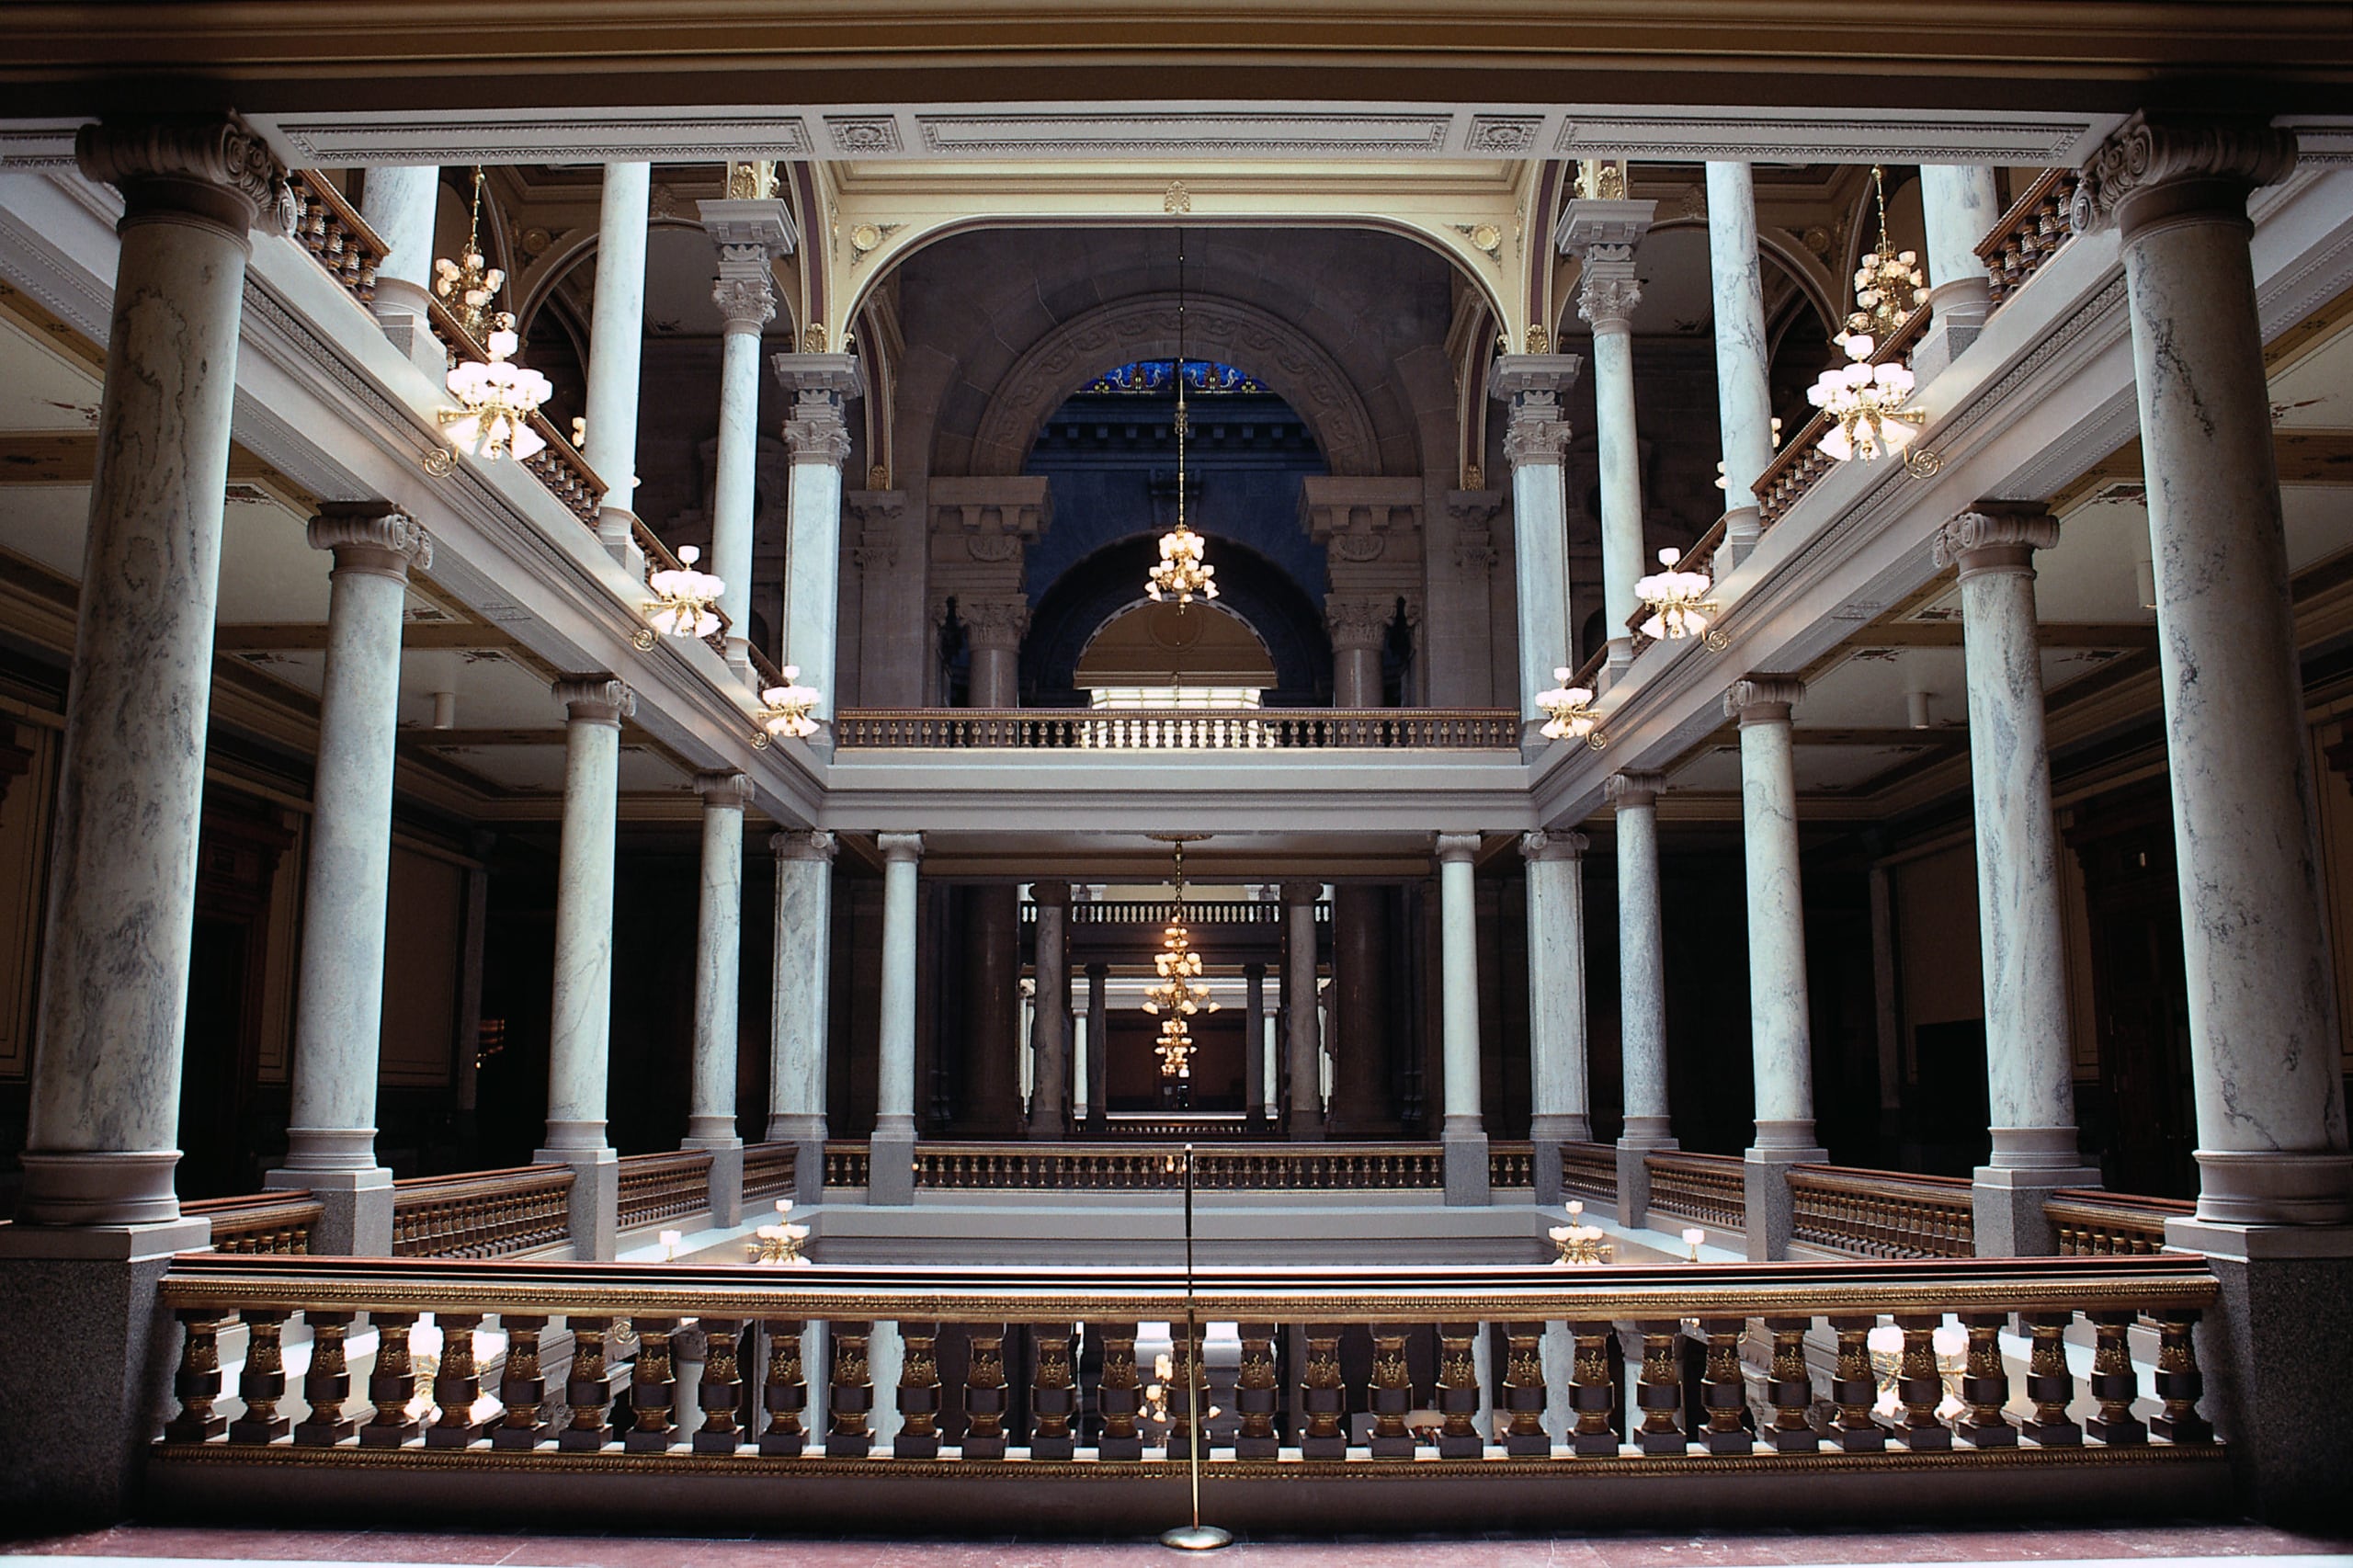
1933, 502, 2060, 574
75, 115, 290, 234
695, 770, 753, 810
554, 676, 636, 725
2072, 112, 2297, 238
1605, 770, 1665, 810
306, 503, 432, 579
1520, 829, 1588, 863
772, 829, 839, 864
1723, 676, 1806, 724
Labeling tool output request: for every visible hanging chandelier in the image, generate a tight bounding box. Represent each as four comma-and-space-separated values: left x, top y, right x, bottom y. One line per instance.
1634, 547, 1723, 644
438, 313, 551, 464
1807, 334, 1935, 472
1145, 238, 1218, 608
1534, 668, 1603, 746
433, 167, 507, 341
753, 665, 822, 744
1847, 165, 1927, 347
1156, 1015, 1195, 1080
634, 545, 727, 648
1142, 838, 1219, 1024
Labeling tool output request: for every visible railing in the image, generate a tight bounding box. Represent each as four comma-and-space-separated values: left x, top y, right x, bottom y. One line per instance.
1489, 1142, 1534, 1189
1790, 1165, 1974, 1261
1080, 1114, 1275, 1139
617, 1151, 713, 1233
834, 709, 1520, 751
1643, 1152, 1746, 1233
183, 1191, 323, 1256
1752, 302, 1935, 531
391, 1165, 574, 1260
147, 1252, 2222, 1494
424, 298, 607, 526
2048, 1188, 2191, 1256
824, 1142, 872, 1190
1022, 899, 1329, 927
1976, 167, 2084, 312
286, 171, 388, 308
911, 1142, 1448, 1192
742, 1143, 798, 1210
631, 516, 735, 659
1561, 1142, 1619, 1205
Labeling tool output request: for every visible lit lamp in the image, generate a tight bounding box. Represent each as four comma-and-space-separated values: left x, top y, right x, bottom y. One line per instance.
634, 546, 726, 650
1534, 667, 1603, 747
433, 168, 506, 341
1847, 165, 1927, 346
749, 1218, 813, 1267
753, 665, 822, 744
1143, 238, 1219, 608
1681, 1226, 1706, 1263
1806, 333, 1934, 474
658, 1229, 684, 1261
438, 314, 551, 464
1634, 549, 1722, 645
1548, 1202, 1614, 1267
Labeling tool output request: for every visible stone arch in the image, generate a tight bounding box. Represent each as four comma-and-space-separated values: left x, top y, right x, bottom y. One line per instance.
966, 293, 1383, 479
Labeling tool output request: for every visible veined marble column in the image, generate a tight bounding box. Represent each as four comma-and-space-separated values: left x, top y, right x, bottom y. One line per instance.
267, 505, 433, 1256
699, 195, 795, 678
1915, 165, 2001, 381
1705, 163, 1778, 568
357, 165, 446, 376
686, 771, 750, 1225
1085, 962, 1109, 1131
1434, 835, 1491, 1207
535, 677, 633, 1260
1327, 599, 1389, 709
1606, 771, 1676, 1230
1029, 883, 1071, 1138
871, 832, 925, 1205
1523, 831, 1591, 1204
1280, 880, 1325, 1142
772, 354, 866, 729
769, 829, 836, 1206
1486, 355, 1585, 733
584, 162, 651, 559
1935, 506, 2099, 1255
1725, 677, 1825, 1261
1560, 194, 1658, 681
1244, 962, 1267, 1125
16, 118, 285, 1233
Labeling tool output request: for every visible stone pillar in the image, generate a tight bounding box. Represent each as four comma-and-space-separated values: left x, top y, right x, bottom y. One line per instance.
685, 772, 750, 1226
583, 162, 651, 560
964, 599, 1029, 709
1280, 881, 1325, 1142
772, 354, 867, 729
1486, 355, 1585, 730
1606, 771, 1676, 1229
1560, 194, 1658, 681
1934, 506, 2099, 1254
871, 832, 925, 1204
769, 830, 836, 1206
534, 677, 633, 1260
1705, 163, 1778, 568
266, 505, 434, 1256
1326, 602, 1389, 709
961, 888, 1024, 1136
1244, 962, 1267, 1125
1086, 962, 1109, 1130
1725, 677, 1825, 1260
1915, 165, 2001, 381
1522, 831, 1591, 1205
1327, 886, 1390, 1136
357, 165, 446, 376
699, 195, 795, 678
1433, 835, 1490, 1206
1028, 883, 1072, 1139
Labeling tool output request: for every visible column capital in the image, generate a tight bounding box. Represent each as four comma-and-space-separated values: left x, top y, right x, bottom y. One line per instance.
961, 595, 1030, 653
695, 770, 752, 810
1576, 273, 1644, 335
1521, 828, 1589, 863
771, 828, 837, 863
770, 351, 868, 402
1324, 595, 1394, 653
1433, 832, 1483, 865
1279, 879, 1324, 906
1724, 676, 1805, 724
1032, 881, 1073, 910
1934, 502, 2060, 574
1555, 197, 1658, 259
553, 676, 635, 724
710, 275, 778, 335
2073, 112, 2298, 242
76, 114, 290, 237
307, 502, 431, 579
877, 831, 925, 864
1606, 769, 1666, 809
698, 197, 798, 262
1485, 353, 1585, 404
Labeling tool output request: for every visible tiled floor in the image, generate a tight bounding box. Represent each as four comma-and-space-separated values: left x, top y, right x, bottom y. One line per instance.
5, 1524, 2350, 1568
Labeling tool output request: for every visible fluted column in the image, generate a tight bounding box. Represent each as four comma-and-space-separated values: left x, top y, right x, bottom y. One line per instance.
1935, 506, 2099, 1255
267, 505, 433, 1255
1486, 355, 1585, 731
1028, 883, 1071, 1139
1915, 165, 2001, 381
1434, 835, 1490, 1206
772, 354, 866, 730
584, 162, 651, 560
1280, 880, 1325, 1142
1606, 771, 1676, 1229
769, 829, 837, 1205
1561, 195, 1657, 680
1725, 677, 1824, 1260
686, 772, 750, 1225
1705, 163, 1777, 567
535, 676, 633, 1260
1523, 831, 1591, 1204
15, 118, 285, 1233
699, 195, 795, 677
357, 165, 446, 375
870, 832, 925, 1205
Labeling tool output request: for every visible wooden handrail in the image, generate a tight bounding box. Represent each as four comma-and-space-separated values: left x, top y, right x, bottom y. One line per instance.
390, 1164, 574, 1259
1789, 1163, 1974, 1260
617, 1150, 714, 1232
1643, 1150, 1745, 1232
285, 171, 389, 308
1975, 167, 2083, 311
423, 296, 608, 525
181, 1190, 324, 1256
834, 708, 1521, 750
2047, 1187, 2191, 1256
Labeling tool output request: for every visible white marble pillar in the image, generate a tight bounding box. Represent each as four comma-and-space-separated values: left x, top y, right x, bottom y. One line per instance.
1326, 599, 1388, 708
686, 771, 749, 1225
267, 505, 433, 1255
357, 165, 446, 375
535, 676, 633, 1260
699, 196, 796, 677
1725, 677, 1825, 1260
1280, 880, 1325, 1142
1560, 195, 1658, 681
2075, 114, 2350, 1231
772, 354, 866, 729
1915, 165, 2001, 381
1486, 355, 1584, 731
583, 163, 652, 559
1028, 883, 1071, 1138
1522, 830, 1591, 1205
1934, 506, 2100, 1254
1435, 834, 1491, 1207
871, 832, 925, 1204
1606, 771, 1676, 1230
769, 829, 836, 1206
15, 119, 284, 1232
1705, 163, 1778, 567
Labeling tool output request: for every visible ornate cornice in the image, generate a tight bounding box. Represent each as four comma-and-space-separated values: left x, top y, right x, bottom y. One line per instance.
772, 829, 838, 864
695, 770, 753, 809
1605, 771, 1665, 809
1933, 502, 2060, 572
2072, 112, 2298, 239
553, 676, 635, 724
306, 503, 431, 578
75, 115, 290, 235
1723, 676, 1806, 722
1520, 829, 1588, 863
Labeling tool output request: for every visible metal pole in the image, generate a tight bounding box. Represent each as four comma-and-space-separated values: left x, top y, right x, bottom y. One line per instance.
1159, 1142, 1231, 1551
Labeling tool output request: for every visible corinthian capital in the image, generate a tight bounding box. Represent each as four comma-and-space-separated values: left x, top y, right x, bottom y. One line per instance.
2072, 112, 2298, 239
711, 275, 778, 334
76, 114, 290, 234
962, 596, 1031, 651
1933, 501, 2059, 571
1577, 273, 1644, 335
781, 397, 854, 465
1324, 596, 1394, 653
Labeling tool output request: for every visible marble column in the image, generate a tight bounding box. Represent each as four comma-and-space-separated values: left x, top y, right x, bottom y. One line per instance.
686, 772, 750, 1225
1433, 835, 1490, 1206
964, 599, 1029, 709
769, 830, 837, 1206
1085, 962, 1109, 1131
772, 354, 866, 729
534, 677, 633, 1260
1326, 600, 1389, 708
583, 163, 651, 559
1725, 677, 1825, 1260
1560, 194, 1658, 681
1486, 354, 1585, 732
1606, 771, 1676, 1230
1028, 884, 1072, 1138
1522, 831, 1591, 1205
1280, 881, 1325, 1141
871, 832, 925, 1204
1934, 505, 2099, 1255
1327, 886, 1391, 1136
1915, 165, 2001, 381
1244, 962, 1267, 1124
357, 165, 446, 376
699, 196, 794, 678
266, 505, 433, 1256
1705, 163, 1778, 568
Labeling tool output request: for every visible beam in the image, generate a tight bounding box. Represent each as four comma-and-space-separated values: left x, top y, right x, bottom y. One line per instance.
217, 622, 511, 653
1843, 621, 2159, 650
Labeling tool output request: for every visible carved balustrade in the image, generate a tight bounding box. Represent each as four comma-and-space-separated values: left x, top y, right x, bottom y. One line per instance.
285, 172, 388, 308
824, 1143, 872, 1191
1788, 1165, 1974, 1260
1976, 168, 2084, 312
1488, 1143, 1535, 1190
184, 1191, 324, 1256
2047, 1188, 2192, 1256
834, 709, 1519, 751
741, 1143, 798, 1210
617, 1151, 714, 1233
1643, 1152, 1746, 1233
391, 1165, 574, 1259
1560, 1142, 1620, 1205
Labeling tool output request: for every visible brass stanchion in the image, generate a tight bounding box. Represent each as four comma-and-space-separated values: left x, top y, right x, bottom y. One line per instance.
1160, 1143, 1232, 1551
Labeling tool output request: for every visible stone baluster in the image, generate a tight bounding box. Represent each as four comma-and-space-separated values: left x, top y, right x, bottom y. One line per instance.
1486, 354, 1584, 726
1704, 162, 1777, 567
1915, 164, 2002, 381
2085, 1312, 2147, 1446
1764, 1316, 1817, 1452
1369, 1324, 1417, 1456
1028, 884, 1072, 1139
559, 1318, 617, 1451
825, 1320, 874, 1457
1500, 1321, 1549, 1457
1828, 1315, 1886, 1452
492, 1315, 547, 1449
164, 1312, 231, 1443
1030, 1323, 1078, 1460
769, 830, 838, 1206
1567, 1321, 1620, 1456
870, 834, 925, 1204
1956, 1312, 2016, 1448
584, 162, 651, 560
686, 772, 751, 1225
228, 1311, 290, 1443
961, 1323, 1009, 1459
1435, 835, 1490, 1206
356, 165, 447, 375
771, 353, 867, 729
1280, 881, 1325, 1141
1095, 1322, 1144, 1459
1436, 1321, 1483, 1457
1607, 770, 1677, 1228
1633, 1322, 1685, 1455
2153, 1311, 2213, 1444
1560, 189, 1659, 678
1233, 1321, 1280, 1459
1697, 1318, 1748, 1454
1298, 1323, 1347, 1458
1522, 830, 1591, 1204
624, 1317, 677, 1451
699, 191, 795, 676
759, 1319, 809, 1456
2022, 1312, 2081, 1446
1166, 1318, 1209, 1459
692, 1319, 745, 1453
425, 1313, 484, 1449
361, 1313, 421, 1448
1892, 1314, 1950, 1450
294, 1312, 358, 1446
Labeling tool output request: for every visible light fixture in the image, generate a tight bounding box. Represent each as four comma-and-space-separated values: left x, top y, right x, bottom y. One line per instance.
1634, 548, 1724, 646
633, 545, 726, 650
1156, 1015, 1195, 1080
1145, 237, 1218, 608
1847, 165, 1927, 346
1806, 333, 1937, 475
748, 1223, 812, 1267
1534, 667, 1605, 748
1142, 838, 1219, 1025
1549, 1202, 1614, 1266
433, 167, 507, 342
752, 665, 822, 744
438, 313, 551, 465
1682, 1226, 1707, 1262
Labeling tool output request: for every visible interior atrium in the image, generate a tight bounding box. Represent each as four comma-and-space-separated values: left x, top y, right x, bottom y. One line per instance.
1, 2, 2351, 1556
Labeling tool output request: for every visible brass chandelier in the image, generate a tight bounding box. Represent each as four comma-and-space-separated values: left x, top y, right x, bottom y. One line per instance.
1142, 835, 1218, 1079
433, 168, 507, 341
1145, 239, 1218, 608
1847, 165, 1927, 347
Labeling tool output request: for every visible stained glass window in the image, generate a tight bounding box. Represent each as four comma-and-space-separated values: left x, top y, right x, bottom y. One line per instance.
1078, 359, 1267, 396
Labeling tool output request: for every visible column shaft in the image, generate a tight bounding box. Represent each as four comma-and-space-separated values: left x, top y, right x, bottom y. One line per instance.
1327, 885, 1390, 1135
1434, 835, 1489, 1205
687, 775, 749, 1223
1705, 163, 1776, 562
711, 326, 763, 658
1086, 962, 1109, 1130
1487, 357, 1583, 725
356, 165, 444, 374
1244, 963, 1267, 1123
769, 830, 836, 1205
773, 356, 865, 724
1916, 165, 2000, 376
584, 162, 651, 548
1281, 881, 1324, 1141
1028, 886, 1071, 1138
1591, 324, 1643, 667
1522, 833, 1591, 1205
1607, 772, 1674, 1229
871, 833, 925, 1204
960, 887, 1023, 1135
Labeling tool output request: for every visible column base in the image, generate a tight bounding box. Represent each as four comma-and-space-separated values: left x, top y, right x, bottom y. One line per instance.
2191, 1149, 2353, 1226
1718, 506, 1762, 573
1971, 1163, 2102, 1256
15, 1150, 184, 1227
1442, 1127, 1491, 1208
264, 1162, 393, 1256
1616, 1131, 1677, 1231
595, 506, 645, 572
369, 278, 449, 381
869, 1127, 916, 1207
681, 1135, 745, 1228
532, 1146, 618, 1261
1528, 1115, 1589, 1207
1743, 1140, 1827, 1261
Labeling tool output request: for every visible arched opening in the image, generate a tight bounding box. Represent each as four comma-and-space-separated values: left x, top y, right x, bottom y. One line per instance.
1074, 598, 1278, 708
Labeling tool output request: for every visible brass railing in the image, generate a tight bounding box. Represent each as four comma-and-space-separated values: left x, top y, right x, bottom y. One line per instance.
1789, 1165, 1974, 1260
1976, 167, 2084, 312
1561, 1142, 1619, 1205
286, 171, 388, 308
423, 298, 607, 525
824, 1142, 872, 1189
2048, 1188, 2190, 1256
1021, 899, 1327, 926
391, 1165, 574, 1260
1489, 1142, 1534, 1189
184, 1191, 323, 1256
617, 1151, 713, 1233
834, 709, 1520, 751
1643, 1152, 1745, 1233
742, 1142, 798, 1210
1752, 302, 1935, 531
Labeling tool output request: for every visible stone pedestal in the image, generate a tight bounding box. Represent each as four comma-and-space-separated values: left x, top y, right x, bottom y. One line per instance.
1281, 881, 1325, 1142
1607, 770, 1677, 1228
699, 198, 794, 677
1435, 835, 1491, 1207
685, 772, 750, 1227
1560, 197, 1657, 677
1487, 355, 1584, 731
870, 833, 925, 1205
768, 830, 836, 1205
584, 162, 652, 561
356, 165, 448, 378
1522, 831, 1591, 1205
1027, 883, 1071, 1139
773, 354, 867, 729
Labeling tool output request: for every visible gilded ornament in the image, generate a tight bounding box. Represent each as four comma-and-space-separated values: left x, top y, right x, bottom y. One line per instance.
850, 222, 882, 253
1165, 180, 1192, 213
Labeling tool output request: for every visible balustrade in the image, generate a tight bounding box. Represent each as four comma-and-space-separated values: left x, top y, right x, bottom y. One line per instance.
1561, 1142, 1620, 1204
391, 1165, 574, 1259
1788, 1165, 1974, 1259
1975, 168, 2084, 311
185, 1191, 323, 1256
904, 1142, 1449, 1191
423, 299, 607, 525
617, 1151, 714, 1232
286, 172, 388, 308
741, 1142, 797, 1209
834, 709, 1519, 751
1643, 1152, 1746, 1233
2046, 1188, 2190, 1256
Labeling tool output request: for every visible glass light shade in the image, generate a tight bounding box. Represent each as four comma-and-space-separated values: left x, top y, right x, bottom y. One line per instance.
759, 664, 822, 739
439, 323, 552, 463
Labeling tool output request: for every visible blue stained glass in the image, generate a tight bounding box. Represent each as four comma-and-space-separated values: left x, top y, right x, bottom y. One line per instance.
1078, 359, 1266, 396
